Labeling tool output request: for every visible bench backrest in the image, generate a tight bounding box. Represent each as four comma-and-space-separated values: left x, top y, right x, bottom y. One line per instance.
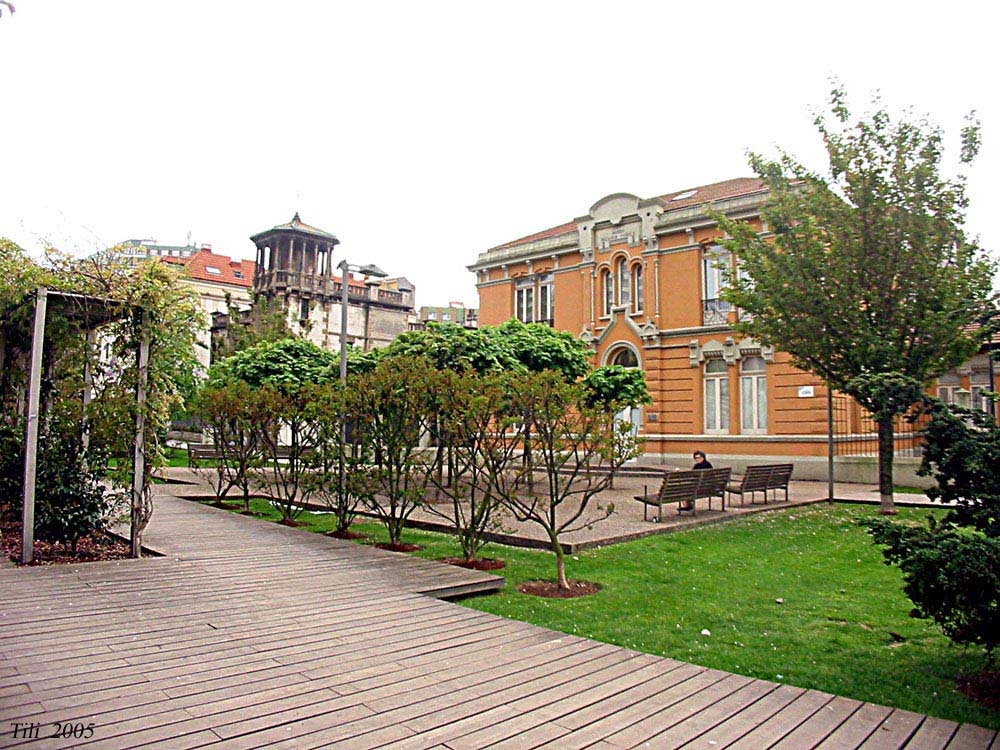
740, 465, 774, 491
656, 470, 701, 502
695, 467, 731, 497
769, 464, 793, 488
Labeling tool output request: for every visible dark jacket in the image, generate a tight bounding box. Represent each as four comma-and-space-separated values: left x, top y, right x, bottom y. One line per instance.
692, 459, 713, 470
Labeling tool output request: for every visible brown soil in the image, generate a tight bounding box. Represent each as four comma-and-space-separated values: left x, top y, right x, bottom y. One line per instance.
957, 670, 1000, 712
326, 529, 368, 540
518, 579, 602, 598
278, 518, 303, 527
375, 542, 425, 552
439, 556, 506, 571
1, 513, 132, 566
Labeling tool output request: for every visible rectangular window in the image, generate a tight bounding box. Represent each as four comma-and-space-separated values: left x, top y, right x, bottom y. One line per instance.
515, 282, 534, 323
741, 374, 768, 432
299, 298, 310, 321
704, 377, 729, 433
702, 246, 732, 325
538, 274, 554, 324
632, 266, 643, 313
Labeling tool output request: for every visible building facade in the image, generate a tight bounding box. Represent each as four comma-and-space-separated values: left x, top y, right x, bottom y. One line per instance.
471, 178, 838, 474
416, 302, 478, 329
160, 248, 255, 372
249, 214, 415, 353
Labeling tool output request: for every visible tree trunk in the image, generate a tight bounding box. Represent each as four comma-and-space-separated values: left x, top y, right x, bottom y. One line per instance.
876, 416, 897, 515
552, 534, 569, 590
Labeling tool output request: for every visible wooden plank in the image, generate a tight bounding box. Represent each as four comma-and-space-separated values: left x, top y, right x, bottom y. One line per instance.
902, 718, 959, 750
768, 696, 863, 750
945, 723, 996, 750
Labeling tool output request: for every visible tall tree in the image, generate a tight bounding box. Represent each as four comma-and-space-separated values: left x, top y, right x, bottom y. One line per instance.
720, 87, 997, 514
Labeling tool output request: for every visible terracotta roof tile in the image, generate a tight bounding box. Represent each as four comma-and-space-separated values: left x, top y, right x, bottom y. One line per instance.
488, 177, 767, 252
163, 248, 256, 288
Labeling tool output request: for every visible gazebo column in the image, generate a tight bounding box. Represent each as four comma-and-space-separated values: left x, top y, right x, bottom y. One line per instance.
20, 287, 48, 564
131, 310, 150, 559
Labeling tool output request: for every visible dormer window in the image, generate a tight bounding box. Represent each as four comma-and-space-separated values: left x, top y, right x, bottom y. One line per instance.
205, 266, 222, 276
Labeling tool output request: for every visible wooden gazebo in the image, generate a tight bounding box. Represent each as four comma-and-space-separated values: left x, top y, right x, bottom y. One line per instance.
20, 287, 150, 563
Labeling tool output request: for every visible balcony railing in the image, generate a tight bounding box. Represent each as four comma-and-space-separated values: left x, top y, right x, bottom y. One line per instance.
702, 297, 732, 326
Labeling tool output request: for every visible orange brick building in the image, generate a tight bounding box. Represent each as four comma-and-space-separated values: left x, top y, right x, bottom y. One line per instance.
470, 178, 837, 476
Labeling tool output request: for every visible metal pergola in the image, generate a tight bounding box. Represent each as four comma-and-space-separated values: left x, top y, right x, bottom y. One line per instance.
20, 287, 150, 563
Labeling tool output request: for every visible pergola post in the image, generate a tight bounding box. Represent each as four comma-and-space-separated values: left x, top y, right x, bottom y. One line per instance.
131, 310, 150, 558
21, 287, 48, 565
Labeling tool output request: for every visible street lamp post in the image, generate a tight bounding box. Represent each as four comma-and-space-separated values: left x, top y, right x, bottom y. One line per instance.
337, 258, 387, 499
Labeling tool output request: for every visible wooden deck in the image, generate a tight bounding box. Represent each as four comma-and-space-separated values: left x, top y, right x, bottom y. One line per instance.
0, 490, 994, 750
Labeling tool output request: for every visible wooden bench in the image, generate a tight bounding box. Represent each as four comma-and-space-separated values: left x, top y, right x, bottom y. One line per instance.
726, 463, 793, 505
188, 444, 223, 467
634, 467, 732, 522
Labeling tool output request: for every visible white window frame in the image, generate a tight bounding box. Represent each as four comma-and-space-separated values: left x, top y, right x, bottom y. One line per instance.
601, 268, 613, 317
538, 273, 555, 324
515, 280, 535, 323
704, 358, 729, 434
631, 263, 643, 313
740, 356, 768, 434
616, 258, 630, 309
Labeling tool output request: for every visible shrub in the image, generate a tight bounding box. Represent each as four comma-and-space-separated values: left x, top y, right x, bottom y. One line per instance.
866, 518, 1000, 655
34, 429, 122, 554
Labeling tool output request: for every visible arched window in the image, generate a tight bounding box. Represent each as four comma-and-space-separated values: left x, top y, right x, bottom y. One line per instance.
601, 268, 613, 316
631, 263, 643, 313
611, 347, 639, 368
740, 355, 767, 433
704, 358, 729, 433
616, 257, 630, 309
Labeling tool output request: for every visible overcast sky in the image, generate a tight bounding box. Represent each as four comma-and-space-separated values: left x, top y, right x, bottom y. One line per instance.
1, 1, 996, 307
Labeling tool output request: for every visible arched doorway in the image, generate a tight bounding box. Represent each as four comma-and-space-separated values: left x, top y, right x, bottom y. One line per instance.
604, 344, 643, 458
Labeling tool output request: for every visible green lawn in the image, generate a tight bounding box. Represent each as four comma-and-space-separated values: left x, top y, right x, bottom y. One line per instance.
201, 497, 997, 729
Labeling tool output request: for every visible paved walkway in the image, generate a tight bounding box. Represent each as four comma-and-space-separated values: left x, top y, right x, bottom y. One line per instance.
0, 487, 994, 750
161, 467, 943, 552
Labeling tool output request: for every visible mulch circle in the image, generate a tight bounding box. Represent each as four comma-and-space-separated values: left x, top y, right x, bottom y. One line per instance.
439, 556, 506, 571
325, 529, 368, 540
278, 518, 303, 527
1, 515, 132, 566
518, 580, 602, 598
957, 670, 1000, 712
375, 542, 425, 552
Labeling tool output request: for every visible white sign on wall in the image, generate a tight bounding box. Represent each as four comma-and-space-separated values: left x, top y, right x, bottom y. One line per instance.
798, 385, 815, 398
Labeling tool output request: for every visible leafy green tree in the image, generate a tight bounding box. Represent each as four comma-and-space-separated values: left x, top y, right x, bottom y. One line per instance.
386, 322, 522, 374
489, 319, 590, 379
581, 365, 652, 409
208, 337, 337, 389
720, 88, 997, 514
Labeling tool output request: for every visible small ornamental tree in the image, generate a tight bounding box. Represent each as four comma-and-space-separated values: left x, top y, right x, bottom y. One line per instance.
719, 87, 997, 514
354, 357, 435, 547
306, 381, 375, 536
423, 370, 523, 561
207, 338, 336, 523
866, 399, 1000, 658
253, 382, 319, 524
496, 372, 642, 590
192, 380, 263, 511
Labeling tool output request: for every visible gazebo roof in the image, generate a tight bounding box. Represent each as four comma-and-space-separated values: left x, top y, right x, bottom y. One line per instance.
250, 212, 340, 244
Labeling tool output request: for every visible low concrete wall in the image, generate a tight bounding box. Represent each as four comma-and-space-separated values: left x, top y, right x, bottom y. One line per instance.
637, 452, 934, 488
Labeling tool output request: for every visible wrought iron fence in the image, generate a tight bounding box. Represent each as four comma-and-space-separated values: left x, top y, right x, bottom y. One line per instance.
831, 394, 930, 458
